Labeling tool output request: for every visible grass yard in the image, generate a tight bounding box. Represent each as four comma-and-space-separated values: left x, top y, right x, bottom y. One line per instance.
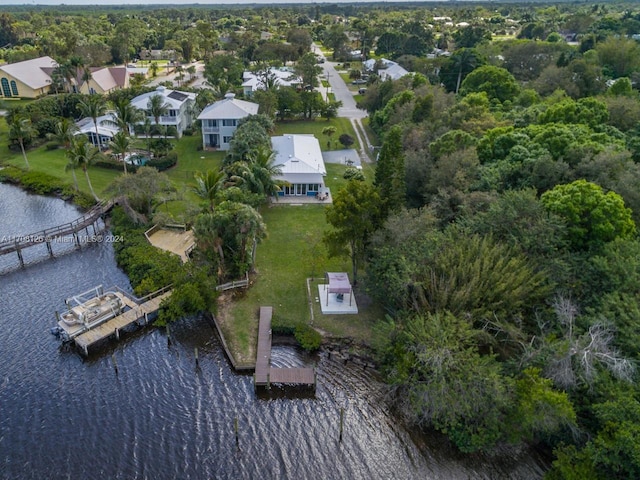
2, 142, 121, 196
273, 117, 360, 151
221, 203, 382, 366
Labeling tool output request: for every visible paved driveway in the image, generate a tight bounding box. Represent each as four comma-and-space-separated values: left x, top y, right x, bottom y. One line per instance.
322, 149, 361, 167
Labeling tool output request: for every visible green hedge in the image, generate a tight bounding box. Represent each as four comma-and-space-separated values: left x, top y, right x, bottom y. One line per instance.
94, 158, 138, 173
147, 151, 177, 171
0, 166, 95, 208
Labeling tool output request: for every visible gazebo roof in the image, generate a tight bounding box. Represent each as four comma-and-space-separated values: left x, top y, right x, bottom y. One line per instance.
326, 272, 352, 294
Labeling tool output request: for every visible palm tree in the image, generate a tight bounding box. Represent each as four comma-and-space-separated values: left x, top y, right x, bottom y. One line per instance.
187, 65, 196, 81
242, 145, 285, 197
147, 94, 170, 136
149, 62, 159, 78
47, 118, 78, 149
143, 118, 153, 155
451, 48, 480, 94
193, 169, 225, 211
65, 151, 80, 192
322, 125, 337, 149
110, 97, 142, 137
9, 116, 36, 169
52, 61, 75, 93
81, 68, 93, 90
48, 118, 79, 188
78, 96, 107, 149
67, 137, 102, 201
175, 65, 184, 86
109, 131, 131, 175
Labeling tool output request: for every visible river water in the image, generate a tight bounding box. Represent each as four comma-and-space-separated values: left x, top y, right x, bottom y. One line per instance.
0, 183, 549, 479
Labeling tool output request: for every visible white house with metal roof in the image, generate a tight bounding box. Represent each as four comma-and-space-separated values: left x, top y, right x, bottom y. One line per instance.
242, 68, 302, 97
271, 134, 327, 198
0, 56, 58, 98
74, 111, 121, 149
130, 86, 196, 137
197, 93, 259, 150
362, 58, 410, 81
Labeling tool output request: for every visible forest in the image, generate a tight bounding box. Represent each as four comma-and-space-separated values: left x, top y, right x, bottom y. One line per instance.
2, 2, 640, 478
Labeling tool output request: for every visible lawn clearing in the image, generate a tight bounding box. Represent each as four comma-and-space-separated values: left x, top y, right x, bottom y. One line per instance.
273, 118, 359, 151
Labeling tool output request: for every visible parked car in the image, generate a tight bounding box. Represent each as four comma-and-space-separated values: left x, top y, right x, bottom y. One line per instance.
351, 79, 367, 85
358, 88, 367, 95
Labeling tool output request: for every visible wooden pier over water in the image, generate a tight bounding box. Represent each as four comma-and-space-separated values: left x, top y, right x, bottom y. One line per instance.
0, 199, 114, 268
254, 306, 316, 389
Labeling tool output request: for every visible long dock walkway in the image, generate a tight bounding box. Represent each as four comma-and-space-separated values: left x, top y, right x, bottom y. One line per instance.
0, 199, 115, 267
254, 306, 316, 389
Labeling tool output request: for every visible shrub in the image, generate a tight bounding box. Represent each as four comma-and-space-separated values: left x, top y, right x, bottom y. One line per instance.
45, 141, 61, 151
343, 167, 365, 181
147, 151, 177, 171
94, 158, 138, 173
294, 324, 322, 351
339, 133, 355, 148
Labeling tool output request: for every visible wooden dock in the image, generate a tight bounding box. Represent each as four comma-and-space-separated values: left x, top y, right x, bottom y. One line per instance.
0, 199, 114, 267
61, 288, 171, 356
254, 306, 316, 389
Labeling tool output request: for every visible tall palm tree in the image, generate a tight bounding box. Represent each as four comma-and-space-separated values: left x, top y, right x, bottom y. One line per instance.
67, 137, 102, 201
9, 116, 36, 170
78, 96, 107, 149
147, 94, 170, 137
64, 151, 80, 192
109, 131, 131, 175
110, 97, 142, 137
193, 169, 225, 211
48, 118, 79, 189
452, 48, 480, 94
143, 118, 153, 155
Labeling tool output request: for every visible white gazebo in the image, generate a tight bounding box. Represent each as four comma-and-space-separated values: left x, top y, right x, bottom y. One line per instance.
317, 272, 358, 314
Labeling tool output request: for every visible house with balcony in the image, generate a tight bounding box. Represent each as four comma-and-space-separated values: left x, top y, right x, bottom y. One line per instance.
271, 134, 327, 198
197, 93, 259, 150
130, 85, 196, 137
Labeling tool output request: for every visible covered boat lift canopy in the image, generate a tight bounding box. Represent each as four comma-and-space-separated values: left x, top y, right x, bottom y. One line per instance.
325, 272, 353, 306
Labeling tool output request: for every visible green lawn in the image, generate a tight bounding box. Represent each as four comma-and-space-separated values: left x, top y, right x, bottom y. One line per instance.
3, 142, 121, 196
222, 201, 383, 366
274, 118, 360, 151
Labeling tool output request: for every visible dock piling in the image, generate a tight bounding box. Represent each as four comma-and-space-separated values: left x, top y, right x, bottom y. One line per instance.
111, 353, 118, 375
166, 324, 171, 347
234, 416, 239, 448
339, 407, 344, 443
194, 347, 199, 369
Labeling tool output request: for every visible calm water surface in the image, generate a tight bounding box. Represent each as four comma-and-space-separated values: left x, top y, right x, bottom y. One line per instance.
0, 183, 549, 479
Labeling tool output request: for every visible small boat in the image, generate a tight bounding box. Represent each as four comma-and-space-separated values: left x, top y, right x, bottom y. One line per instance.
59, 285, 125, 329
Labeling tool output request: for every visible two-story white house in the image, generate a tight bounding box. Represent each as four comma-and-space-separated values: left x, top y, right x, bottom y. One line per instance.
130, 86, 196, 138
197, 93, 259, 150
